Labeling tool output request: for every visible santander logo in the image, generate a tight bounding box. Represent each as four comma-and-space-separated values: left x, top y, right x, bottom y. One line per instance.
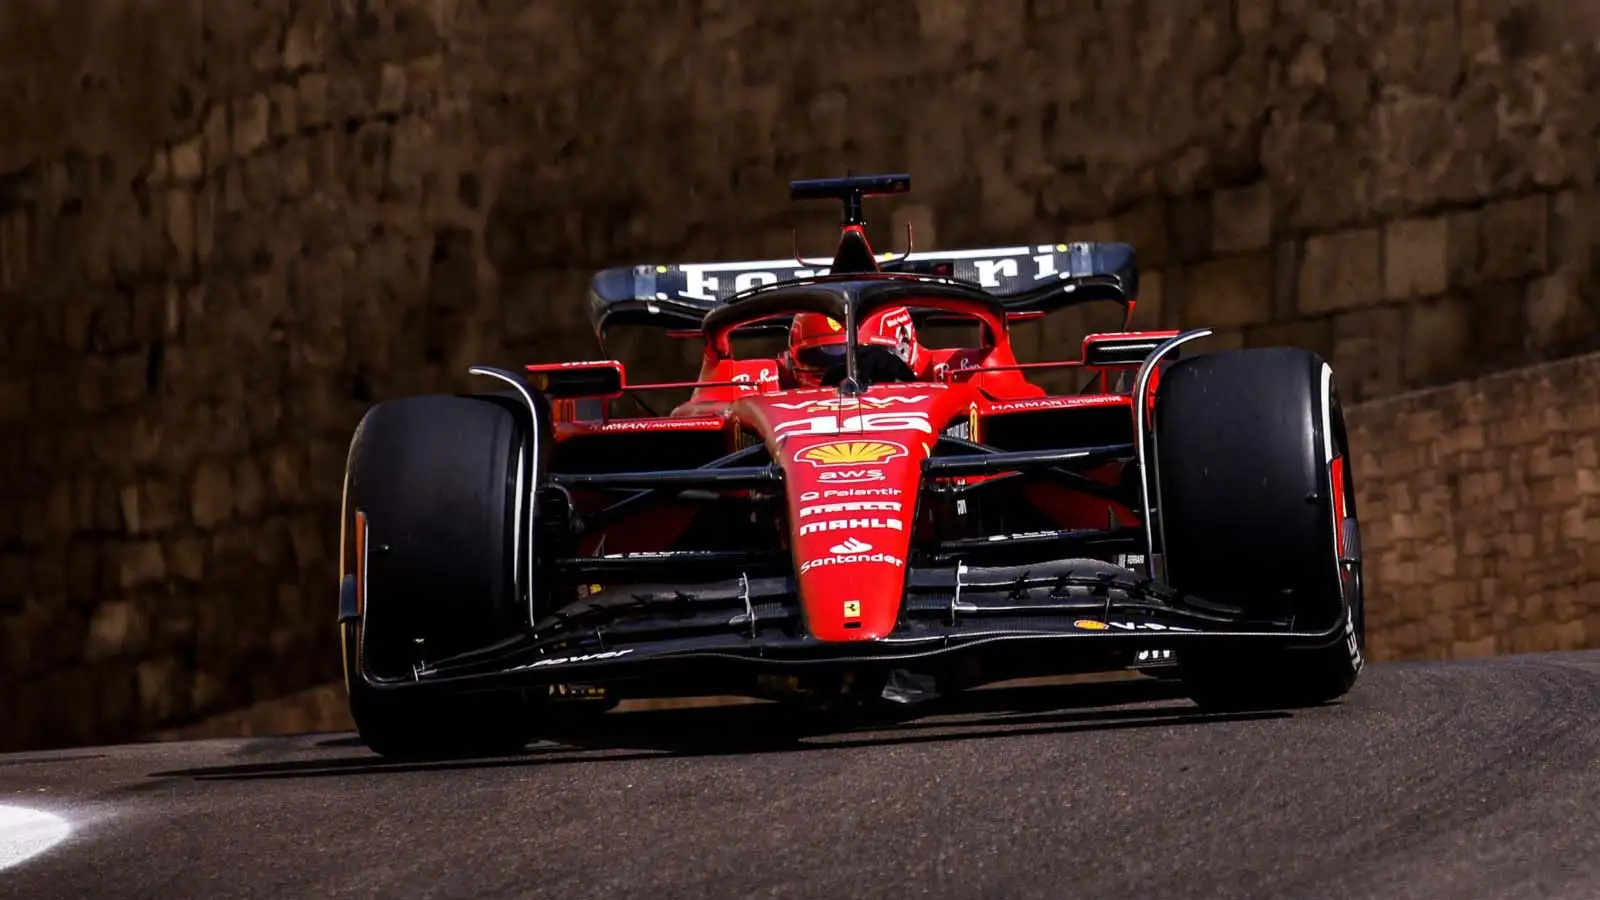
798, 535, 903, 574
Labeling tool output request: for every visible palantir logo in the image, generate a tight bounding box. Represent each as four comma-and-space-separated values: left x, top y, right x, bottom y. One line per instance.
829, 537, 872, 554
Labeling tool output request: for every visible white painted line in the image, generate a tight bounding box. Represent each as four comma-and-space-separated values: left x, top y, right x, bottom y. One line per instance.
0, 804, 72, 872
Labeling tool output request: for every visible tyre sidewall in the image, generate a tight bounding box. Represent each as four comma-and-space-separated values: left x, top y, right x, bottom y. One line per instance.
1154, 348, 1364, 707
1154, 347, 1346, 628
339, 393, 539, 757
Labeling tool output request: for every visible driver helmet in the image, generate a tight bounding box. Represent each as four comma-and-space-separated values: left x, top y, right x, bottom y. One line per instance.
786, 307, 921, 386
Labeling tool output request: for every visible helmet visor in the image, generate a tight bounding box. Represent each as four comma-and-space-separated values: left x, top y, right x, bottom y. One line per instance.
796, 343, 848, 371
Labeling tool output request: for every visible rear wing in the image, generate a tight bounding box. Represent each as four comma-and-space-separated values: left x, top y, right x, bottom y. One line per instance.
585, 242, 1139, 336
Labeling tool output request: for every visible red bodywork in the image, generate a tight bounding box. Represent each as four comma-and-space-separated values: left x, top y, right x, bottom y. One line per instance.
528, 221, 1176, 647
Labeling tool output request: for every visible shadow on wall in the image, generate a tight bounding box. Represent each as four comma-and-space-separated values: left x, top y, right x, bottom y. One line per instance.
481, 158, 666, 377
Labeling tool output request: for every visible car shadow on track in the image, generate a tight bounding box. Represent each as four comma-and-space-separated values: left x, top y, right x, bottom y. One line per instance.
146, 676, 1295, 782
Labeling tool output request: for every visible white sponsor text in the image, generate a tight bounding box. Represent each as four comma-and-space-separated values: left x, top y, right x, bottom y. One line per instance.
799, 501, 902, 517
799, 517, 903, 536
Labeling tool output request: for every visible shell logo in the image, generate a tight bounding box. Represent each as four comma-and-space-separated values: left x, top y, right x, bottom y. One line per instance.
826, 317, 843, 332
1073, 619, 1109, 631
797, 440, 908, 467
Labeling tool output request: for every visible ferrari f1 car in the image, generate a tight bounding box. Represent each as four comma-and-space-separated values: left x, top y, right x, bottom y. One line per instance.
337, 173, 1366, 759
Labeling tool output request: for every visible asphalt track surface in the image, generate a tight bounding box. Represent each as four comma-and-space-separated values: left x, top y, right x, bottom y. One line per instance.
2, 652, 1597, 899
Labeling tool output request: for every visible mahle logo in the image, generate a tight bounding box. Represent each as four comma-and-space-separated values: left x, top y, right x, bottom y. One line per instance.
797, 440, 907, 467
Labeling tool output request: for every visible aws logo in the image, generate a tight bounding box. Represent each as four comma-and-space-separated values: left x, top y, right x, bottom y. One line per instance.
797, 440, 907, 467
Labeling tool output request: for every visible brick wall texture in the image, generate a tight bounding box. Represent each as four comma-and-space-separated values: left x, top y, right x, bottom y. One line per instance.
2, 0, 1599, 751
1349, 353, 1600, 662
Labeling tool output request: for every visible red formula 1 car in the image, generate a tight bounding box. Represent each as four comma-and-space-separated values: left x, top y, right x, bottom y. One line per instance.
337, 174, 1366, 759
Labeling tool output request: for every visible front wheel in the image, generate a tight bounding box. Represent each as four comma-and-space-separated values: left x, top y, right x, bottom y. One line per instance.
1152, 347, 1364, 711
339, 393, 541, 759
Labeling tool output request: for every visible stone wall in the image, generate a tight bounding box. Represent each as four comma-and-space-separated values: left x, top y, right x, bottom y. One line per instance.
5, 0, 1600, 752
1350, 352, 1600, 661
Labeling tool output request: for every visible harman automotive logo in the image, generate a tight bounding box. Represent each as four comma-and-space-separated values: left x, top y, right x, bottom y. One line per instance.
594, 418, 724, 432
988, 396, 1127, 413
797, 440, 908, 466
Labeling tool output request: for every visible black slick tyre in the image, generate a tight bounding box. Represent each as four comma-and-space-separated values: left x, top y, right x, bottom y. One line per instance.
340, 393, 538, 760
1152, 347, 1365, 711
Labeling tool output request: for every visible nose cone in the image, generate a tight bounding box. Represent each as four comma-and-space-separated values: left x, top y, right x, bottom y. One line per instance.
781, 436, 928, 641
744, 383, 954, 642
797, 528, 910, 640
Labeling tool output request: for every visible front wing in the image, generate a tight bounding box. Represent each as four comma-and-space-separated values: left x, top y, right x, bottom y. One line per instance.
348, 559, 1351, 699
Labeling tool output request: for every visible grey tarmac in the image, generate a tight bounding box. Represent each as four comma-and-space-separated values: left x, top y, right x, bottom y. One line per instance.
2, 651, 1597, 899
